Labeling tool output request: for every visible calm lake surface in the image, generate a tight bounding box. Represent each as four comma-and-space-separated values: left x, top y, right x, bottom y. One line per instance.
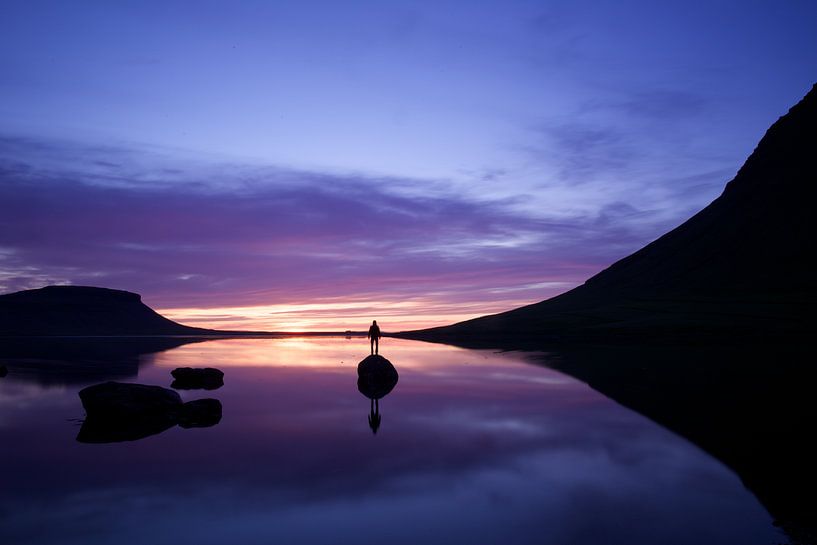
0, 337, 781, 544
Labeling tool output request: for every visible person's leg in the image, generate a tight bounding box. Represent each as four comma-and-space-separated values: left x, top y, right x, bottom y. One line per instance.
375, 337, 379, 355
370, 338, 374, 354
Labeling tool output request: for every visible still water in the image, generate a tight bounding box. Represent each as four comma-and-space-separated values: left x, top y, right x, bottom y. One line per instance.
0, 337, 780, 544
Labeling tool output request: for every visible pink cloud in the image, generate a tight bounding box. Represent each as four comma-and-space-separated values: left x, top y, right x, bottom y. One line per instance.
0, 136, 670, 329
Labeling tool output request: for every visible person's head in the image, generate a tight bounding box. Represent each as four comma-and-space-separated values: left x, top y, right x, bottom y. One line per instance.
373, 320, 377, 325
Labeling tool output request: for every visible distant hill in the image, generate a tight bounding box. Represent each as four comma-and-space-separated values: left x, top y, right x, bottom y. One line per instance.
0, 285, 212, 336
400, 83, 817, 346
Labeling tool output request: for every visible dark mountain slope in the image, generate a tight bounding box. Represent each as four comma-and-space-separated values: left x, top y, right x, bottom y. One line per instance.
0, 285, 211, 336
400, 83, 817, 346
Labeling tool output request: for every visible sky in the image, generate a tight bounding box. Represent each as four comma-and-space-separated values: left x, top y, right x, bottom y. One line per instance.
1, 0, 815, 331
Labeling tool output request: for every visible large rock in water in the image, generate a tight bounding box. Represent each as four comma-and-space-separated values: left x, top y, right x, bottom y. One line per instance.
0, 365, 7, 378
171, 367, 224, 390
400, 83, 817, 346
0, 285, 210, 336
77, 381, 221, 443
357, 355, 399, 400
80, 381, 183, 418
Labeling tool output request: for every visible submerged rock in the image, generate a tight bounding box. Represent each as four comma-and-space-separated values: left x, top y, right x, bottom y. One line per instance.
357, 355, 399, 400
171, 367, 224, 390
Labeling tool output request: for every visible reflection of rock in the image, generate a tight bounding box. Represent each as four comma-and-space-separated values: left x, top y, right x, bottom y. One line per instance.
77, 381, 221, 443
178, 399, 222, 428
0, 365, 7, 377
171, 367, 224, 390
357, 355, 399, 400
77, 414, 178, 443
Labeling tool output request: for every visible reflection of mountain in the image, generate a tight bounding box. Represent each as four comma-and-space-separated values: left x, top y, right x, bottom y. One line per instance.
0, 337, 209, 386
537, 345, 816, 544
0, 285, 211, 336
400, 84, 817, 346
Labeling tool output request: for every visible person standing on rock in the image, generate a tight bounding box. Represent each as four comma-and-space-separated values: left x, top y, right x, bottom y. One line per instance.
368, 320, 381, 355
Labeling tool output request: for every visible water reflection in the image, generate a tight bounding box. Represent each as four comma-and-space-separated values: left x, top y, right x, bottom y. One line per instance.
78, 408, 178, 443
368, 398, 381, 433
0, 337, 781, 545
357, 354, 399, 434
0, 337, 208, 386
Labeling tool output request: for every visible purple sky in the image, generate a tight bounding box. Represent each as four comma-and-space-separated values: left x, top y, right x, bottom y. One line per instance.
1, 1, 815, 330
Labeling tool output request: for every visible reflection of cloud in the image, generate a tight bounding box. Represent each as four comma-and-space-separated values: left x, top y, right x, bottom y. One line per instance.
0, 134, 724, 329
0, 338, 774, 545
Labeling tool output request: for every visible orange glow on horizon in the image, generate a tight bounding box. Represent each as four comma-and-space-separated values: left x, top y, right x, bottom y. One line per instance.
157, 297, 535, 332
147, 336, 492, 369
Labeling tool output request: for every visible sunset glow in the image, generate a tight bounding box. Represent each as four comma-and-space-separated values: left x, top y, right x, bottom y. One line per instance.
2, 2, 815, 331
158, 293, 554, 332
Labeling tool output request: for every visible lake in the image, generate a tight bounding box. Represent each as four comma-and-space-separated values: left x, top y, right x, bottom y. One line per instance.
0, 337, 781, 544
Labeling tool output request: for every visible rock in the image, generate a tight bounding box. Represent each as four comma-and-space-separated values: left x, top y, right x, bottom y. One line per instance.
76, 381, 221, 443
178, 399, 222, 428
171, 367, 224, 390
357, 355, 399, 400
79, 381, 183, 419
0, 365, 7, 378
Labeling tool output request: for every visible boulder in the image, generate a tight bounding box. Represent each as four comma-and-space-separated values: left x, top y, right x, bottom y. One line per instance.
79, 381, 182, 419
76, 381, 221, 443
0, 365, 7, 378
171, 367, 224, 390
357, 355, 399, 400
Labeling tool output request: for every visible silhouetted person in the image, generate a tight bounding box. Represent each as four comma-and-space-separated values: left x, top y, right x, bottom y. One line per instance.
368, 320, 381, 355
368, 398, 381, 434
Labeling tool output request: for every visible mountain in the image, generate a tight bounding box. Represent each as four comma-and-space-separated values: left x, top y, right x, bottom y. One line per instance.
0, 285, 211, 336
399, 83, 817, 346
395, 85, 817, 540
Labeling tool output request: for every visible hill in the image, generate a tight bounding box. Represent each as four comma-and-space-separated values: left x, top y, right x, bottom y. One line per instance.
399, 83, 817, 346
0, 285, 211, 336
395, 84, 817, 540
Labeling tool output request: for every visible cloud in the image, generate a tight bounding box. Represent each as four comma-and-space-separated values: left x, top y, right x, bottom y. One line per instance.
587, 89, 709, 121
0, 134, 710, 328
532, 122, 636, 184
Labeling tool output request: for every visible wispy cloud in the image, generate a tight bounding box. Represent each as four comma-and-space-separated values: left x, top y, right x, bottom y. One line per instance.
0, 134, 718, 329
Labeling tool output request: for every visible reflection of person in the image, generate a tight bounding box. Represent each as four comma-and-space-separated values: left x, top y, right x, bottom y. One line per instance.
368, 398, 381, 434
367, 320, 381, 355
